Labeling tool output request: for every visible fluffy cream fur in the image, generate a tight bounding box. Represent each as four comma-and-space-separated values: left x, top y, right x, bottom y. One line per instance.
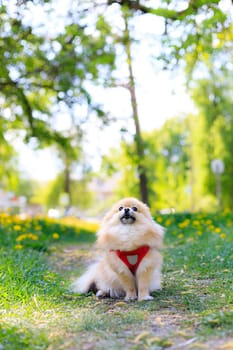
71, 197, 165, 301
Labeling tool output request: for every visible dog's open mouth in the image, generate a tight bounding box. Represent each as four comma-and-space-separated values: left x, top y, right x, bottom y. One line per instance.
120, 214, 136, 224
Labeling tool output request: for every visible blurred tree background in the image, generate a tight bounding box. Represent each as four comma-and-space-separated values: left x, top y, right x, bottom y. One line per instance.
0, 0, 232, 215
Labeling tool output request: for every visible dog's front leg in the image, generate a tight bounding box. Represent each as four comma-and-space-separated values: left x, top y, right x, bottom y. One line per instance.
136, 266, 154, 301
117, 271, 137, 301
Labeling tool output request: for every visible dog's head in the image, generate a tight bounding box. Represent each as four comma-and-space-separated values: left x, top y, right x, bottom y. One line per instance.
97, 197, 164, 250
102, 197, 154, 227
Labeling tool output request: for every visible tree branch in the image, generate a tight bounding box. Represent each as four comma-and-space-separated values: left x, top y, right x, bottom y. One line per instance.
107, 0, 221, 20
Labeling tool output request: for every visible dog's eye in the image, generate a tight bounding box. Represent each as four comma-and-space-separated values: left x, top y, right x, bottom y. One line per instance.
132, 206, 138, 212
119, 207, 123, 211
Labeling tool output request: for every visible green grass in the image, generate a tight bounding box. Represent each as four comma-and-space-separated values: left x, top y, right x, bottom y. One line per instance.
0, 248, 62, 306
0, 211, 232, 349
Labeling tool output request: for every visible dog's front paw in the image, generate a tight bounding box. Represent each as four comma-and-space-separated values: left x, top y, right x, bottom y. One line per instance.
96, 290, 109, 298
124, 294, 137, 301
109, 289, 125, 299
138, 295, 154, 301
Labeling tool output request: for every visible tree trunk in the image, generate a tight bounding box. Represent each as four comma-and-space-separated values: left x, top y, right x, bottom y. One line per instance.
123, 9, 149, 205
64, 155, 71, 207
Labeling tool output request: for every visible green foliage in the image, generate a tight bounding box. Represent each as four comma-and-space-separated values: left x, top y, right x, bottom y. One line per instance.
0, 1, 118, 204
0, 125, 20, 191
147, 118, 191, 211
191, 68, 233, 209
0, 1, 116, 152
42, 175, 65, 209
157, 0, 230, 75
100, 108, 233, 212
15, 178, 40, 202
100, 116, 193, 212
36, 172, 94, 209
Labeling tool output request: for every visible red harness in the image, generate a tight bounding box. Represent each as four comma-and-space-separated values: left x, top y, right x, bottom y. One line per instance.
113, 245, 150, 275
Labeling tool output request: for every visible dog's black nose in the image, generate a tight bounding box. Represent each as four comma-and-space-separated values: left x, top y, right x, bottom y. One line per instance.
124, 208, 130, 213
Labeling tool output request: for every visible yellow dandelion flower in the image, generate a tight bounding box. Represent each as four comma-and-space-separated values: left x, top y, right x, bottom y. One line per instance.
220, 233, 226, 239
192, 220, 199, 226
156, 217, 163, 223
197, 231, 202, 236
215, 227, 221, 233
13, 225, 21, 231
60, 217, 99, 232
0, 213, 9, 218
28, 233, 38, 240
165, 220, 172, 227
15, 244, 23, 250
52, 233, 59, 239
16, 233, 38, 241
178, 234, 184, 239
16, 234, 27, 242
178, 219, 190, 228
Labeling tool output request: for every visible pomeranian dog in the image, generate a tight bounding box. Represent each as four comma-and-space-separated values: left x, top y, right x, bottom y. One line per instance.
71, 197, 164, 301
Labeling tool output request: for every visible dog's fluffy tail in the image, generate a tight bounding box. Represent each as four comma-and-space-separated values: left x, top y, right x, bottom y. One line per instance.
71, 263, 98, 294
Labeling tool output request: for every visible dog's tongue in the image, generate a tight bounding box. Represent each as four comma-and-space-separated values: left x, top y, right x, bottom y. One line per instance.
127, 255, 138, 265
